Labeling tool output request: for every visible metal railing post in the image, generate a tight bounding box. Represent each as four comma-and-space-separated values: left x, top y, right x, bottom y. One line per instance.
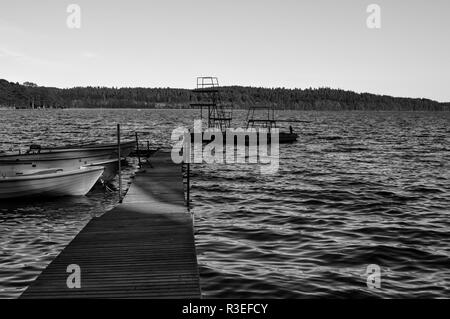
117, 124, 122, 203
135, 131, 141, 167
187, 162, 190, 209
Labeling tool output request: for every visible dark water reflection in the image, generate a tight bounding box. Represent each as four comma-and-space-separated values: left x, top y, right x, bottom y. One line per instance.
0, 109, 449, 298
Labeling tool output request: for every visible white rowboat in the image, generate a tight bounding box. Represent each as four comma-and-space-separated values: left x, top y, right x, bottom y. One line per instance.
0, 166, 104, 199
0, 141, 135, 182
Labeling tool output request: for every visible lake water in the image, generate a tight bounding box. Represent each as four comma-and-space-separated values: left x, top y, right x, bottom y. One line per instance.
0, 109, 449, 298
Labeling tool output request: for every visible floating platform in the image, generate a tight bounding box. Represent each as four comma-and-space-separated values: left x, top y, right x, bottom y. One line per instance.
190, 131, 298, 144
21, 151, 201, 299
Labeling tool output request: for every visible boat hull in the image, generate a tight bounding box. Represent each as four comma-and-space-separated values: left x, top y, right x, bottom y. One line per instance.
0, 141, 136, 161
0, 167, 104, 199
0, 141, 135, 182
38, 141, 136, 158
0, 157, 120, 182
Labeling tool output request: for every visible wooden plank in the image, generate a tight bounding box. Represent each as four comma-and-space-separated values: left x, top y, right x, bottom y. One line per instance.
21, 151, 200, 299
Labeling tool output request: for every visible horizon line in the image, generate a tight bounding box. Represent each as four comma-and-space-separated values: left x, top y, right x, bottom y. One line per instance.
2, 78, 448, 104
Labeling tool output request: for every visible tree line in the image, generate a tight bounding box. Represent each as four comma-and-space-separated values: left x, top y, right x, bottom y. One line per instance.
0, 79, 448, 111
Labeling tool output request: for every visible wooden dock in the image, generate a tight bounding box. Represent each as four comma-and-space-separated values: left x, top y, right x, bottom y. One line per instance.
21, 151, 201, 299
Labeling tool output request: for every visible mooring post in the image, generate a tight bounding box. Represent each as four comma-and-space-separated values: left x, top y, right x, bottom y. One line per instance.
187, 162, 190, 209
117, 124, 122, 203
135, 132, 141, 167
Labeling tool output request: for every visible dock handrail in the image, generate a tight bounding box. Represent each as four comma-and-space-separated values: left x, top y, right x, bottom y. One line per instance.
245, 106, 303, 129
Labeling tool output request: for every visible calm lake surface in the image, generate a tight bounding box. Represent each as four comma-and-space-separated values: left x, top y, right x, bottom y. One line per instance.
0, 109, 449, 298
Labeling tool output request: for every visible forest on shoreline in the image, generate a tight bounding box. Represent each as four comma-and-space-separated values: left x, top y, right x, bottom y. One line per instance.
1, 79, 449, 111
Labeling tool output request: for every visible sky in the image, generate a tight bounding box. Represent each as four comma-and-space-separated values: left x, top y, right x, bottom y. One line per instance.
0, 0, 449, 102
